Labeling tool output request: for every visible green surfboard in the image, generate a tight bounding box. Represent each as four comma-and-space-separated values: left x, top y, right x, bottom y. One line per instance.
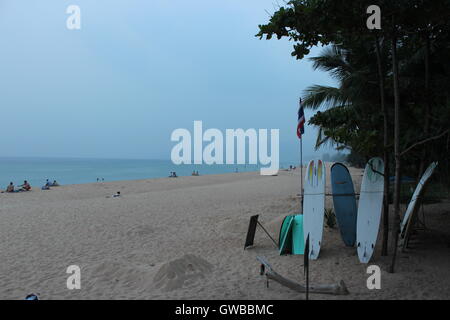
279, 215, 305, 255
279, 215, 294, 255
292, 215, 305, 255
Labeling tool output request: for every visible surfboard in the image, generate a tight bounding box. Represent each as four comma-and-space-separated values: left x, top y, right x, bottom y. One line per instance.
291, 215, 305, 255
331, 163, 357, 247
400, 162, 438, 239
303, 159, 326, 260
279, 215, 294, 255
356, 157, 385, 264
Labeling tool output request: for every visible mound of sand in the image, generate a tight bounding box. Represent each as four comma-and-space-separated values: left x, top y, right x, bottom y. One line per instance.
153, 254, 213, 292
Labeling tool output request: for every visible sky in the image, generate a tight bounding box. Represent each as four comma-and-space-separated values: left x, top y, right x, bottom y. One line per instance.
0, 0, 337, 162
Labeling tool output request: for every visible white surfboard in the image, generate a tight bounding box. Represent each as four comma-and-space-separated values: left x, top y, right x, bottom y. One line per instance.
356, 157, 384, 264
400, 162, 438, 238
303, 159, 326, 260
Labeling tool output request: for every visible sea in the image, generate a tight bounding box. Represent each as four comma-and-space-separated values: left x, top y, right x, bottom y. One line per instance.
0, 157, 294, 188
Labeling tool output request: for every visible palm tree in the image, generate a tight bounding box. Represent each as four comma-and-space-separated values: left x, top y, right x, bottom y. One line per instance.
301, 44, 384, 158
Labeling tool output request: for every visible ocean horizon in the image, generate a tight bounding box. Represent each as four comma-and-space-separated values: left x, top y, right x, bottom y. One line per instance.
0, 157, 297, 188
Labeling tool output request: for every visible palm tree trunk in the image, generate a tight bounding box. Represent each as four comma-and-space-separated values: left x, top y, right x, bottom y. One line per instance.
389, 18, 402, 274
375, 35, 390, 257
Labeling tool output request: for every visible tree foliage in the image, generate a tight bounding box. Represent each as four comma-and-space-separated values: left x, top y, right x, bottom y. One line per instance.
257, 0, 450, 269
257, 0, 450, 177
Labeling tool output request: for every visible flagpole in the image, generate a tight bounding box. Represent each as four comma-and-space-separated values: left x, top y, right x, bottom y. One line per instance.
299, 97, 308, 301
300, 137, 304, 213
299, 96, 304, 214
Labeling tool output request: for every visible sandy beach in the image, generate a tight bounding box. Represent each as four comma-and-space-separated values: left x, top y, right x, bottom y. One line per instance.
0, 164, 449, 300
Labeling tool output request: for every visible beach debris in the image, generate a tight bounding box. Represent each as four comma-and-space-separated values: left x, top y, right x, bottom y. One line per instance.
256, 256, 349, 296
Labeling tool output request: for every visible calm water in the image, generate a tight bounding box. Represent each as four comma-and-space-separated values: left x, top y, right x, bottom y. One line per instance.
0, 157, 292, 188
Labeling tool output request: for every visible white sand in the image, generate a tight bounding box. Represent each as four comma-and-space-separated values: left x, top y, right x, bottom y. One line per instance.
0, 165, 449, 300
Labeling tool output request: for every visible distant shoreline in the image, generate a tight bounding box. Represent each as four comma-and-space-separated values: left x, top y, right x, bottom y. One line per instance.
1, 170, 264, 191
0, 157, 300, 188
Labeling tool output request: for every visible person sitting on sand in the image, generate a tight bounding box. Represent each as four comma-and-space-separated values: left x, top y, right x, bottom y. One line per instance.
52, 180, 59, 187
19, 180, 31, 191
41, 182, 50, 190
113, 191, 121, 198
6, 182, 14, 193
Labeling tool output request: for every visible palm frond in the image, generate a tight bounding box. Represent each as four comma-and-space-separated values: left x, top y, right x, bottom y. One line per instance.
309, 45, 352, 80
301, 85, 349, 110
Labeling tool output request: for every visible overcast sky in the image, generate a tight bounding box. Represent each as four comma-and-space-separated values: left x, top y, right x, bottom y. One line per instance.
0, 0, 336, 162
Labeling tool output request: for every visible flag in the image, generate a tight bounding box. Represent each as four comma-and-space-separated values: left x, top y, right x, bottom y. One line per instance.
297, 98, 306, 139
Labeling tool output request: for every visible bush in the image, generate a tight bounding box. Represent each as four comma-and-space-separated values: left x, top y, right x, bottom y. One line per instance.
324, 208, 336, 228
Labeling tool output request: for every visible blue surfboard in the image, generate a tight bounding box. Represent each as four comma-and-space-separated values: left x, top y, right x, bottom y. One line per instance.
331, 163, 357, 247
